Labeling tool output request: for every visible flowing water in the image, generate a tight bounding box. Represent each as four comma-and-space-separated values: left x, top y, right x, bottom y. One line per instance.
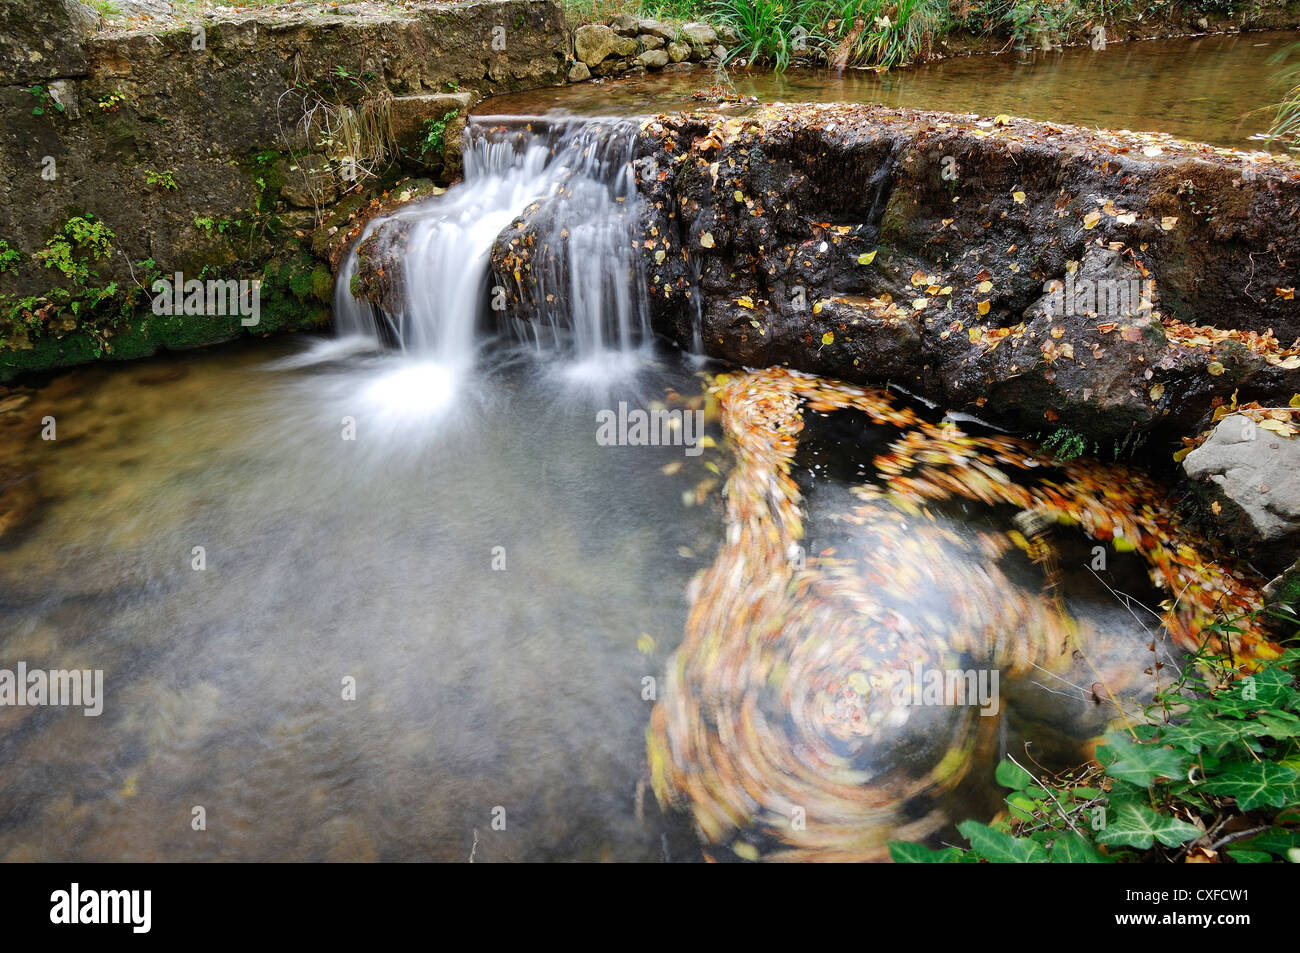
479, 30, 1298, 150
0, 34, 1274, 861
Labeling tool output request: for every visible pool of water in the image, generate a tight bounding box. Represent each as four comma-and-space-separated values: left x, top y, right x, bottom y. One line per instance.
0, 340, 722, 861
478, 30, 1298, 150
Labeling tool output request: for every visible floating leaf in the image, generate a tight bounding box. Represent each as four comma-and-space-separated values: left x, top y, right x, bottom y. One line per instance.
857, 250, 877, 265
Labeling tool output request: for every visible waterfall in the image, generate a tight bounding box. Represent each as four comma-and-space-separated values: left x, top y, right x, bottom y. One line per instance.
333, 116, 651, 373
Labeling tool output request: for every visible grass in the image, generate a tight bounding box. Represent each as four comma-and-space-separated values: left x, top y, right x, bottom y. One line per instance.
1266, 43, 1300, 151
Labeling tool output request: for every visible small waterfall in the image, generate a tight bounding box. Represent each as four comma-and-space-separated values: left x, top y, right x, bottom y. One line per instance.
334, 116, 650, 373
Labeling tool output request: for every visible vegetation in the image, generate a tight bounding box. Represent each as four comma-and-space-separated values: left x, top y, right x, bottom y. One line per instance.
1267, 43, 1300, 152
419, 111, 461, 160
583, 0, 1274, 70
891, 614, 1300, 863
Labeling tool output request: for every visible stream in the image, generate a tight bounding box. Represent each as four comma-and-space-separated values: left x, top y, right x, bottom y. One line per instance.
0, 32, 1280, 861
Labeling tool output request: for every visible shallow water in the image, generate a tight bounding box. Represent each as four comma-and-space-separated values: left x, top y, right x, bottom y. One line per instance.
0, 340, 724, 861
479, 31, 1297, 149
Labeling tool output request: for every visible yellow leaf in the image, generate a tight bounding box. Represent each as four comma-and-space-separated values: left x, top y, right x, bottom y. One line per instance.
1260, 419, 1297, 437
1012, 190, 1026, 204
977, 300, 991, 315
1211, 500, 1222, 516
734, 190, 744, 203
1083, 211, 1101, 230
1277, 287, 1296, 300
1160, 216, 1178, 231
857, 250, 877, 265
821, 331, 834, 345
1150, 383, 1164, 401
913, 298, 929, 310
1173, 446, 1193, 463
910, 270, 926, 287
1142, 145, 1163, 157
977, 280, 993, 293
700, 231, 715, 248
1207, 361, 1225, 376
993, 114, 1011, 126
735, 295, 754, 309
636, 633, 656, 654
1289, 394, 1300, 408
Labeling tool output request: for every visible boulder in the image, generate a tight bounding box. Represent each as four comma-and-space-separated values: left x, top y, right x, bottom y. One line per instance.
609, 12, 639, 36
681, 22, 717, 46
1183, 416, 1300, 572
639, 34, 665, 51
637, 49, 670, 69
666, 41, 690, 63
574, 23, 620, 66
637, 19, 677, 41
568, 60, 591, 82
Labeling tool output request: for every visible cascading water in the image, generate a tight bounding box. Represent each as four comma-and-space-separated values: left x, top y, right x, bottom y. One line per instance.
333, 116, 651, 378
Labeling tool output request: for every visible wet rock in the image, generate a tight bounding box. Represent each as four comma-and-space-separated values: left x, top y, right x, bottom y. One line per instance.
637, 49, 670, 70
666, 41, 690, 63
1183, 417, 1300, 572
568, 60, 591, 83
626, 104, 1300, 445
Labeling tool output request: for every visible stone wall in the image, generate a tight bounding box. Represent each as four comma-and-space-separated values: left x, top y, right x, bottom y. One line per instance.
0, 0, 568, 380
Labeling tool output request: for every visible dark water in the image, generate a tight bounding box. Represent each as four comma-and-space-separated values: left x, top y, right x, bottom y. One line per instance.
479, 31, 1298, 150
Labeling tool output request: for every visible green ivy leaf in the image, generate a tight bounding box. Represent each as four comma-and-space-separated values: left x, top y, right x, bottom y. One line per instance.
1048, 832, 1107, 863
995, 759, 1035, 791
957, 820, 1049, 863
887, 841, 963, 863
1095, 801, 1202, 850
1200, 762, 1300, 811
1100, 731, 1190, 786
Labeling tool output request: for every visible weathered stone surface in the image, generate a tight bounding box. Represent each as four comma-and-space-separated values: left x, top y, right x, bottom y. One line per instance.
568, 60, 591, 82
1184, 417, 1300, 571
389, 91, 474, 171
666, 41, 690, 63
637, 19, 676, 41
681, 22, 717, 45
575, 23, 619, 66
0, 0, 95, 85
637, 49, 670, 69
112, 0, 176, 18
609, 12, 639, 36
0, 0, 569, 381
639, 34, 665, 51
278, 154, 340, 208
623, 105, 1300, 446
